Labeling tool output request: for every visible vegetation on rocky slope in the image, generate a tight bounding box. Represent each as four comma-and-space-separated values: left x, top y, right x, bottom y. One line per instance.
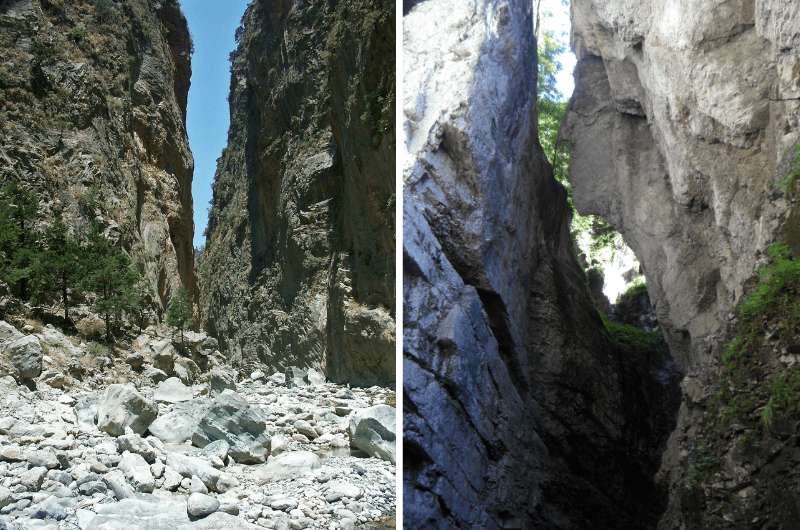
675, 242, 800, 526
717, 243, 800, 429
0, 182, 150, 341
0, 0, 196, 310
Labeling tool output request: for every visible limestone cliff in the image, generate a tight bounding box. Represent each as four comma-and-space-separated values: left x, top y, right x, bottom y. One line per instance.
199, 0, 395, 386
403, 0, 680, 527
564, 0, 800, 527
0, 0, 196, 308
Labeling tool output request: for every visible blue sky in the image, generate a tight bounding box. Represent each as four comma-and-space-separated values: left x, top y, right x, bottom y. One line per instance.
181, 0, 250, 248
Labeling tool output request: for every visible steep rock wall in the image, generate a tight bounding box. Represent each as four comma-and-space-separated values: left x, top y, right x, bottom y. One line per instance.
0, 0, 196, 308
564, 1, 800, 527
403, 0, 680, 527
565, 0, 799, 368
199, 0, 395, 386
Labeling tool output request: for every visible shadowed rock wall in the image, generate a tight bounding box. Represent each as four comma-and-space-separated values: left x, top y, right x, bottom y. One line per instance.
403, 0, 680, 527
199, 0, 395, 387
564, 1, 800, 527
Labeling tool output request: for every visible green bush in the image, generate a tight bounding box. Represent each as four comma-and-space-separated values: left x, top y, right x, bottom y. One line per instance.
737, 243, 800, 344
606, 320, 665, 353
87, 342, 109, 358
779, 144, 800, 196
68, 25, 88, 44
92, 0, 115, 21
686, 442, 718, 488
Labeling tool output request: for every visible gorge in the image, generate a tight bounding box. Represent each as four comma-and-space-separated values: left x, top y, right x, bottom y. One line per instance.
403, 0, 800, 528
0, 0, 396, 529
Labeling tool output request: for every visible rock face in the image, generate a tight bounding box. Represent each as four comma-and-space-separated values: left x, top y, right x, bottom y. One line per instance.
403, 0, 680, 528
0, 0, 196, 308
564, 1, 800, 528
199, 0, 396, 387
564, 0, 800, 367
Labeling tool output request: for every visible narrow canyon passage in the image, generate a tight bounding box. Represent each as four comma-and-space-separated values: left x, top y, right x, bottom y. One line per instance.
181, 0, 249, 251
403, 0, 682, 527
404, 0, 800, 528
0, 0, 397, 528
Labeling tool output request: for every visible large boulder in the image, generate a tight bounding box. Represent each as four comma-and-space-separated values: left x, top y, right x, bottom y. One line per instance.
208, 367, 236, 394
187, 493, 220, 519
191, 391, 270, 464
165, 453, 238, 493
0, 321, 23, 344
117, 451, 155, 493
154, 377, 193, 403
4, 335, 43, 380
253, 451, 320, 484
148, 399, 210, 444
150, 339, 177, 374
174, 357, 201, 385
95, 384, 158, 436
348, 405, 395, 463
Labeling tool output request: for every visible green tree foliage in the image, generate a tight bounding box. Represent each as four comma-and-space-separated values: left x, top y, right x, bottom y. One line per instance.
31, 213, 81, 322
0, 182, 39, 300
80, 226, 143, 343
537, 31, 569, 187
166, 287, 192, 347
0, 181, 148, 339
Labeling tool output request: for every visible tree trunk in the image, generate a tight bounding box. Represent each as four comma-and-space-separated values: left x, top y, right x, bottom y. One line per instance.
18, 219, 27, 301
62, 273, 69, 323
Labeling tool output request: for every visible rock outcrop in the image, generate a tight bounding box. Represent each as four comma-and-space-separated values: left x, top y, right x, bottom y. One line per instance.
403, 0, 680, 528
564, 0, 800, 367
199, 0, 395, 387
0, 0, 196, 308
564, 1, 800, 527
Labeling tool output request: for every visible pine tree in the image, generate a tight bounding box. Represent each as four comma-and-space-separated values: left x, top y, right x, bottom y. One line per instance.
0, 182, 40, 300
81, 226, 142, 343
165, 287, 192, 348
31, 214, 81, 323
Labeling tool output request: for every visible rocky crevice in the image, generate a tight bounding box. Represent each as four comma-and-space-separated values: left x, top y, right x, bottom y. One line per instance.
564, 0, 800, 527
403, 0, 681, 527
